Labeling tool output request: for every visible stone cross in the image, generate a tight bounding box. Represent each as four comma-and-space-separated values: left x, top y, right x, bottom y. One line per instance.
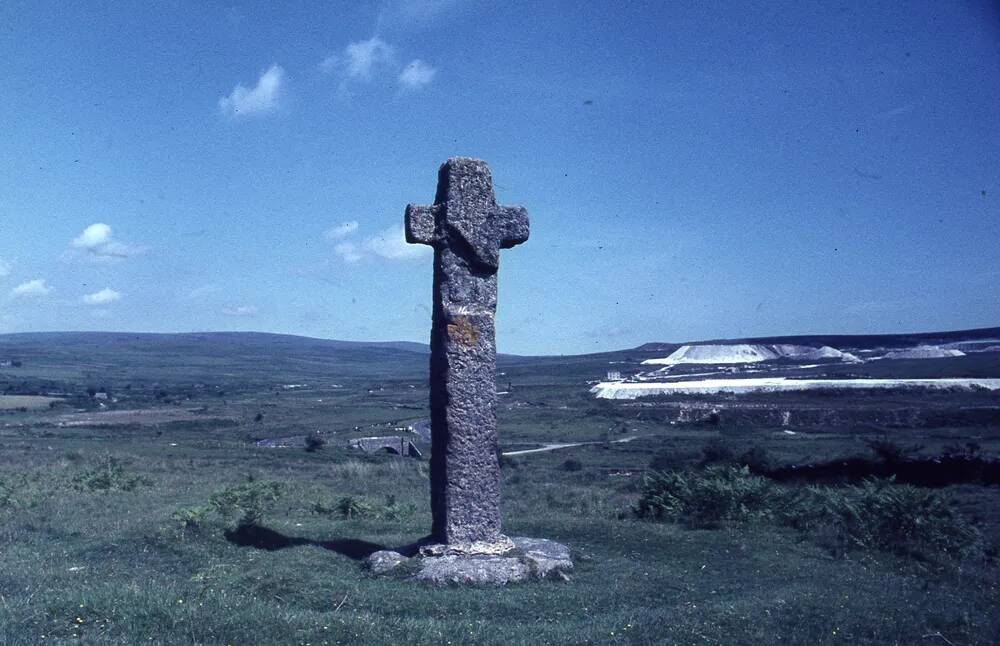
405, 157, 529, 546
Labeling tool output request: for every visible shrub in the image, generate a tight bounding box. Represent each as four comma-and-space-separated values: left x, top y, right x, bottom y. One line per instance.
170, 505, 212, 537
71, 456, 151, 492
304, 433, 326, 453
698, 439, 735, 466
0, 477, 29, 510
561, 458, 583, 472
209, 481, 285, 527
335, 495, 375, 519
865, 438, 923, 463
737, 446, 771, 472
634, 466, 780, 527
787, 478, 980, 560
378, 494, 416, 521
634, 467, 980, 561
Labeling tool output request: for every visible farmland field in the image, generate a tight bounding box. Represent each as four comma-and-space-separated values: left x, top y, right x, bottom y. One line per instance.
0, 395, 62, 410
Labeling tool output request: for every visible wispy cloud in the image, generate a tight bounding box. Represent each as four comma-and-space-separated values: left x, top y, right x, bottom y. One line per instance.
399, 59, 436, 90
10, 279, 50, 298
324, 221, 359, 240
222, 305, 258, 317
343, 37, 394, 80
68, 223, 142, 261
875, 103, 915, 120
365, 224, 429, 260
219, 64, 285, 118
82, 288, 123, 305
329, 224, 430, 263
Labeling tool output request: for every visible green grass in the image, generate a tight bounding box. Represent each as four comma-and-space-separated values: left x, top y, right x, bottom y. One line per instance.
1, 436, 998, 645
0, 395, 62, 410
1, 332, 1000, 644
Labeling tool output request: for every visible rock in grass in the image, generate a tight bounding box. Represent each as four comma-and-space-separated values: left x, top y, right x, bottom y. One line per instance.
512, 537, 573, 579
415, 554, 530, 585
365, 550, 408, 575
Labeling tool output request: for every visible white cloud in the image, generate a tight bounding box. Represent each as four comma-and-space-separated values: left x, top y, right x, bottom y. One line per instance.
399, 59, 436, 89
329, 224, 430, 262
342, 37, 394, 80
222, 305, 258, 317
364, 224, 429, 260
319, 54, 339, 74
72, 223, 112, 249
324, 221, 359, 240
218, 64, 285, 118
0, 259, 10, 277
82, 288, 123, 305
333, 241, 364, 263
68, 223, 141, 261
10, 279, 50, 298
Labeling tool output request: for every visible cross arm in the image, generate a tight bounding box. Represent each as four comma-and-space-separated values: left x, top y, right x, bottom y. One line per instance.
405, 204, 440, 246
497, 205, 529, 249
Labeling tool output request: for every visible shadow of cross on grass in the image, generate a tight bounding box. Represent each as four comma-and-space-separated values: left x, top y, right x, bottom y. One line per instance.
224, 524, 386, 560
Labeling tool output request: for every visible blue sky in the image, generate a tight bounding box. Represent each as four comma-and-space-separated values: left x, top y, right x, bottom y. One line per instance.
1, 1, 998, 354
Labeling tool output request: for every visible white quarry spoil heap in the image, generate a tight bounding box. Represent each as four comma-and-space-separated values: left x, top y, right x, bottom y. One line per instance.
882, 345, 966, 360
591, 377, 1000, 399
641, 343, 857, 366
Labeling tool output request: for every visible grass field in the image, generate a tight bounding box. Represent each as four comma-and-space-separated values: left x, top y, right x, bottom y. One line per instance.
1, 331, 999, 644
0, 395, 62, 410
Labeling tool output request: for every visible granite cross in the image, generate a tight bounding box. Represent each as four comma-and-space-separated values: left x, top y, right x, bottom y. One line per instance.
405, 157, 529, 547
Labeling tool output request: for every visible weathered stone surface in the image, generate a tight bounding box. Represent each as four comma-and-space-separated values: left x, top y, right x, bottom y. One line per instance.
414, 554, 529, 586
512, 537, 573, 579
364, 550, 408, 575
418, 535, 515, 557
406, 157, 529, 545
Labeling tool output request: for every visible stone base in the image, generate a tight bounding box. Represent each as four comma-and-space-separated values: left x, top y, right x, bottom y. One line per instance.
364, 536, 572, 586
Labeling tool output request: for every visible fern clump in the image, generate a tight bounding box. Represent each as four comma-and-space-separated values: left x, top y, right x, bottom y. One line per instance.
71, 456, 151, 492
209, 481, 285, 527
635, 467, 981, 561
634, 466, 779, 527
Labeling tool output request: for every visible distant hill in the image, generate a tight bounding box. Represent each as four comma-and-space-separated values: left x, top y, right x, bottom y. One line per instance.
1, 327, 996, 389
635, 326, 1000, 354
0, 331, 429, 387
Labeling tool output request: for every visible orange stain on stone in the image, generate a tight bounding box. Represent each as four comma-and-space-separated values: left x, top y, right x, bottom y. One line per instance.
447, 316, 479, 347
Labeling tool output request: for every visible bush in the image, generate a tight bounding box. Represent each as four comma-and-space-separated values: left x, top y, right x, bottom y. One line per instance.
737, 446, 771, 472
634, 467, 981, 561
865, 438, 923, 463
335, 495, 375, 519
0, 476, 37, 511
304, 433, 326, 453
699, 439, 735, 466
634, 466, 779, 527
71, 456, 151, 492
169, 505, 212, 537
209, 481, 285, 527
787, 478, 981, 560
562, 458, 583, 472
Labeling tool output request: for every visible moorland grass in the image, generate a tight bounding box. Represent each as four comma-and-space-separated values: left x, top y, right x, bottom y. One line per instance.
1, 439, 998, 645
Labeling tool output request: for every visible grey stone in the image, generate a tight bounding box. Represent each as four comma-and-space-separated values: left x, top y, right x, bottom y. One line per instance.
414, 554, 529, 586
512, 537, 573, 579
418, 535, 515, 557
364, 550, 408, 575
405, 157, 529, 545
348, 436, 422, 458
